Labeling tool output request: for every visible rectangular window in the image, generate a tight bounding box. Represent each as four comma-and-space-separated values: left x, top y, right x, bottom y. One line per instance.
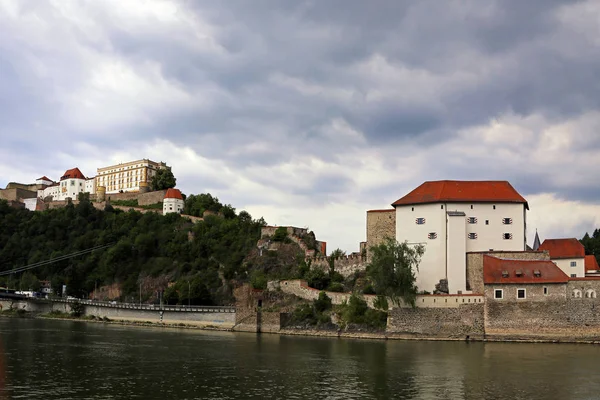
428, 232, 437, 239
517, 289, 526, 299
503, 233, 513, 240
468, 217, 477, 224
485, 220, 489, 225
570, 261, 577, 267
502, 218, 513, 225
416, 218, 426, 225
70, 180, 75, 186
468, 233, 477, 240
571, 274, 577, 278
493, 205, 496, 210
494, 289, 503, 299
470, 205, 473, 209
543, 287, 548, 295
441, 205, 444, 209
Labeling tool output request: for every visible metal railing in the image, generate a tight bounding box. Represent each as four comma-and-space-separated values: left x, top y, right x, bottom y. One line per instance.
39, 298, 235, 313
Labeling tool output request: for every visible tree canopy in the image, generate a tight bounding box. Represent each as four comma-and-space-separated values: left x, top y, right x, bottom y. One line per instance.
581, 230, 600, 265
366, 237, 424, 307
0, 195, 264, 305
150, 167, 177, 191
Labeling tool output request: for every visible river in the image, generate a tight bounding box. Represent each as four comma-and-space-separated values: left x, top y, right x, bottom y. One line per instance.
0, 318, 599, 399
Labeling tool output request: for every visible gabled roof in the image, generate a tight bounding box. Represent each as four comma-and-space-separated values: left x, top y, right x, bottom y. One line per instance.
60, 167, 86, 180
164, 188, 183, 200
585, 255, 600, 272
392, 180, 528, 209
538, 238, 585, 259
37, 176, 52, 182
483, 255, 569, 284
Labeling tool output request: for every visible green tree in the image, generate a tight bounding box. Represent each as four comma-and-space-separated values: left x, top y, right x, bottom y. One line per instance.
366, 237, 424, 307
20, 272, 40, 291
150, 167, 177, 191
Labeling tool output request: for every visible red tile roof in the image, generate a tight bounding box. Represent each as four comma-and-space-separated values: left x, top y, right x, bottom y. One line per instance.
538, 238, 585, 259
483, 255, 569, 284
164, 188, 183, 200
392, 180, 528, 209
585, 255, 600, 272
37, 176, 52, 182
60, 167, 86, 180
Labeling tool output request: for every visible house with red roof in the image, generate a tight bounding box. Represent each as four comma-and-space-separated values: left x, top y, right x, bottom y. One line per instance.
163, 188, 184, 214
538, 238, 585, 278
483, 255, 569, 301
391, 180, 528, 294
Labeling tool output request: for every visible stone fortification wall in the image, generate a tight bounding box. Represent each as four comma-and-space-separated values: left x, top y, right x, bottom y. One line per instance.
275, 280, 484, 309
466, 250, 550, 293
105, 189, 166, 205
387, 304, 484, 338
366, 209, 396, 260
0, 188, 37, 202
261, 226, 308, 238
310, 253, 366, 277
484, 280, 600, 339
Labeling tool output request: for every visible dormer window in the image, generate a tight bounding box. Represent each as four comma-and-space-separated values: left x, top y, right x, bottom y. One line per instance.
533, 270, 541, 277
515, 270, 523, 277
501, 270, 509, 278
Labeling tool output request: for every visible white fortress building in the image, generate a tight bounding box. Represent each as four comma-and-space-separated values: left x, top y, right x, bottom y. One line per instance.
95, 159, 168, 194
38, 167, 96, 201
391, 180, 528, 294
163, 188, 184, 214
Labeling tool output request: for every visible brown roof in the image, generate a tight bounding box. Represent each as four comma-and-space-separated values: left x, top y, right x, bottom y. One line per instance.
392, 180, 528, 209
538, 238, 585, 259
367, 209, 395, 213
164, 188, 183, 200
585, 255, 600, 272
483, 255, 569, 284
37, 176, 52, 181
60, 167, 86, 180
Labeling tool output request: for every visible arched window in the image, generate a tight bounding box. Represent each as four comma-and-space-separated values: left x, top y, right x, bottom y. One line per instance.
585, 289, 597, 299
573, 289, 582, 298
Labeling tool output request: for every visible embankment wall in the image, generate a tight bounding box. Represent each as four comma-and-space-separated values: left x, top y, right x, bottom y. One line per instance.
0, 300, 235, 328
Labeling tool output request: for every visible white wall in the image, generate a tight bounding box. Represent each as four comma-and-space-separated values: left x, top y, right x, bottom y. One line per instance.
163, 198, 184, 214
396, 203, 447, 293
553, 257, 585, 278
396, 201, 527, 294
447, 214, 467, 293
23, 198, 37, 211
85, 179, 96, 194
57, 178, 87, 201
446, 202, 526, 252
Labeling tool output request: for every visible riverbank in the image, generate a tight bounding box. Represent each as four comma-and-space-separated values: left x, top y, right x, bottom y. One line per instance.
4, 311, 600, 345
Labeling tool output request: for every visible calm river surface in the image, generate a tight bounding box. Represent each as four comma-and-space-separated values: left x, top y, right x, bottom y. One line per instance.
1, 318, 600, 399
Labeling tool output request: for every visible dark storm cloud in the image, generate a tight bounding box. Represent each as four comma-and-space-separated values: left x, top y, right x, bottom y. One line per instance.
1, 0, 600, 210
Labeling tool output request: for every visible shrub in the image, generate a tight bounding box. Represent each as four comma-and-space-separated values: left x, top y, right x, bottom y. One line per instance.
314, 291, 332, 313
374, 295, 389, 311
306, 268, 330, 290
327, 282, 344, 292
344, 294, 368, 324
250, 271, 267, 290
364, 309, 388, 329
362, 284, 376, 295
272, 227, 288, 242
291, 303, 316, 325
70, 301, 85, 318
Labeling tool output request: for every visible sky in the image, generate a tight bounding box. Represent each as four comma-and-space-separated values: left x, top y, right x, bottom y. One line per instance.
1, 0, 600, 253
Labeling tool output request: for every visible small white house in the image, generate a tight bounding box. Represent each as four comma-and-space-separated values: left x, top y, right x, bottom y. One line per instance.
57, 167, 88, 201
163, 188, 184, 214
539, 238, 586, 278
392, 180, 528, 294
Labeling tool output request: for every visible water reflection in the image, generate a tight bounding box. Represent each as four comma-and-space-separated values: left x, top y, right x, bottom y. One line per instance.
2, 319, 600, 399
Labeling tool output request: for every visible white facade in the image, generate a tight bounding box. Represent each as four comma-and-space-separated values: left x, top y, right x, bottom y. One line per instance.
23, 198, 38, 211
395, 202, 527, 294
57, 178, 87, 201
85, 179, 96, 195
553, 258, 585, 278
163, 197, 184, 214
39, 185, 59, 200
96, 159, 167, 194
